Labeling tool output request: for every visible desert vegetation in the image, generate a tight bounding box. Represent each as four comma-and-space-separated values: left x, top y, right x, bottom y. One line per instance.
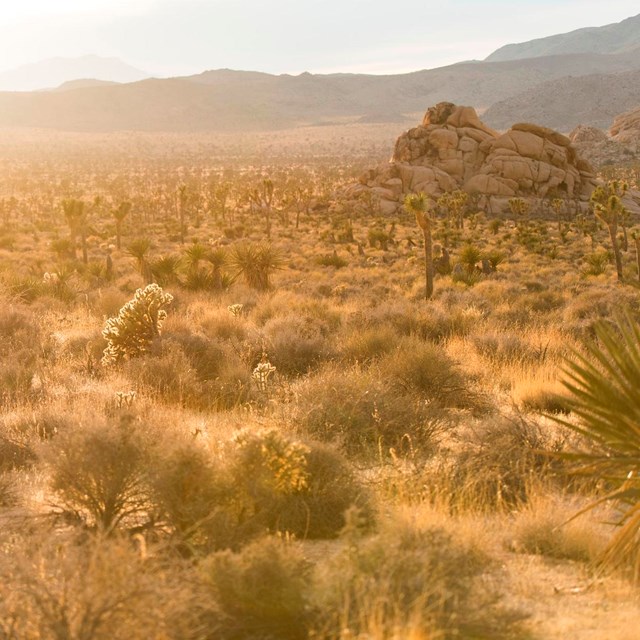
0, 127, 640, 639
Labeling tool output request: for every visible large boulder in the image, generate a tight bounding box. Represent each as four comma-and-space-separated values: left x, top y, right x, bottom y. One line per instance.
343, 102, 599, 215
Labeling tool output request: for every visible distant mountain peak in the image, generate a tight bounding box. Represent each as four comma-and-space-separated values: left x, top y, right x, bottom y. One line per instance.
0, 55, 149, 92
486, 13, 640, 62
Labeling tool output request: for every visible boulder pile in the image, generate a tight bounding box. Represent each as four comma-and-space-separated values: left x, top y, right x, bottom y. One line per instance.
344, 102, 600, 215
569, 124, 638, 167
610, 106, 640, 151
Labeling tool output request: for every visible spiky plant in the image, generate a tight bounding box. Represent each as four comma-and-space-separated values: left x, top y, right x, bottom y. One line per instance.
102, 284, 173, 365
229, 243, 283, 290
126, 238, 153, 282
555, 313, 640, 580
150, 254, 181, 286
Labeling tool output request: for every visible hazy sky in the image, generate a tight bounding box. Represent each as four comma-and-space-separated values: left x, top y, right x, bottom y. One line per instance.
1, 0, 639, 76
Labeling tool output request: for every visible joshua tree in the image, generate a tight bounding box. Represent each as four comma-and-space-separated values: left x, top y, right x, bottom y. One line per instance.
112, 201, 132, 251
249, 178, 275, 239
404, 192, 434, 300
62, 198, 88, 263
550, 197, 566, 233
508, 197, 530, 229
631, 229, 640, 283
177, 184, 188, 245
229, 243, 283, 290
590, 180, 628, 282
437, 190, 469, 230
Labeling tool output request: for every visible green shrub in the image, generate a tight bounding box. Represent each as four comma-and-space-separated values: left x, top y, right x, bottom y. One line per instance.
230, 429, 373, 538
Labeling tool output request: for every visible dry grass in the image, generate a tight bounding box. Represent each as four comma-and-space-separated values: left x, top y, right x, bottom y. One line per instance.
0, 130, 638, 638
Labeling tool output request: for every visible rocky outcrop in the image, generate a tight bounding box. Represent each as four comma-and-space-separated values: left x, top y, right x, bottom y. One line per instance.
569, 124, 638, 168
344, 102, 599, 214
611, 106, 640, 150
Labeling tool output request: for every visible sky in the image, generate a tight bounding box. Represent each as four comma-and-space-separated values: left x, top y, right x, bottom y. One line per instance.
0, 0, 639, 76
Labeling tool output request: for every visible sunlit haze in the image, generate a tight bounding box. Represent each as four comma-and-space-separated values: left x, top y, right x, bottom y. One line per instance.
1, 0, 639, 76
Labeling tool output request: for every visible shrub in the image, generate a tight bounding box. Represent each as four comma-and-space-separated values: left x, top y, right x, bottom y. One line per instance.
294, 366, 442, 458
102, 283, 173, 365
150, 441, 250, 552
432, 416, 564, 511
201, 537, 311, 640
230, 429, 373, 538
262, 315, 330, 376
380, 337, 485, 412
0, 530, 186, 640
316, 253, 348, 268
312, 521, 517, 639
42, 414, 152, 533
339, 324, 398, 364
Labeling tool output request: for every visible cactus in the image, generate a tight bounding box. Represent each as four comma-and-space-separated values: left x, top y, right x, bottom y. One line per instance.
102, 284, 173, 365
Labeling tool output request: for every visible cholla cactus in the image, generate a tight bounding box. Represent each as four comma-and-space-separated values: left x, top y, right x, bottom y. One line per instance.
227, 303, 243, 317
102, 284, 173, 365
233, 428, 310, 494
252, 357, 276, 392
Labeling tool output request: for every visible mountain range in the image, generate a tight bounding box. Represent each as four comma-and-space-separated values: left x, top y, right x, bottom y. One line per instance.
0, 55, 149, 92
0, 14, 639, 133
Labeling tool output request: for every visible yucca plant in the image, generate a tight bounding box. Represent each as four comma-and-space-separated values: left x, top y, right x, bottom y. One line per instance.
555, 313, 640, 580
228, 243, 283, 290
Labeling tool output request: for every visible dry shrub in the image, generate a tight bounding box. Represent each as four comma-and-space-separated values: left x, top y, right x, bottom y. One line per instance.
508, 495, 607, 563
472, 331, 537, 365
0, 306, 41, 404
380, 337, 486, 413
339, 324, 398, 364
0, 529, 194, 640
294, 366, 443, 458
201, 537, 311, 640
262, 314, 331, 376
124, 340, 201, 406
312, 520, 522, 640
150, 440, 251, 553
431, 416, 565, 512
41, 413, 153, 533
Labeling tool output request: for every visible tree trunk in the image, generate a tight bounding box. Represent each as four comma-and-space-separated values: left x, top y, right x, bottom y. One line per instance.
608, 222, 623, 281
422, 224, 434, 300
81, 230, 88, 265
635, 236, 640, 283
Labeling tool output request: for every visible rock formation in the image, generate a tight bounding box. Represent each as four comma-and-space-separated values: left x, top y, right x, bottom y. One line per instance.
344, 102, 600, 215
611, 106, 640, 151
569, 124, 638, 168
